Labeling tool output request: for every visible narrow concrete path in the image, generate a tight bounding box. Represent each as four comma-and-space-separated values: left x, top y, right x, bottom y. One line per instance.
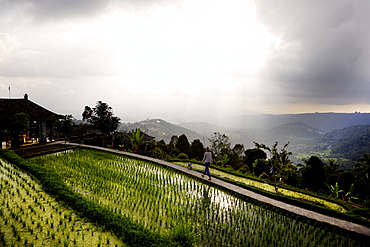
60, 143, 370, 237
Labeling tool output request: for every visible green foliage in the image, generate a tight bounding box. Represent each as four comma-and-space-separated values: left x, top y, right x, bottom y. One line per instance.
209, 132, 231, 161
301, 156, 326, 191
227, 144, 245, 170
54, 115, 74, 143
2, 147, 370, 246
253, 142, 294, 190
327, 125, 370, 161
237, 164, 250, 174
219, 154, 230, 167
128, 128, 145, 153
168, 135, 181, 157
177, 153, 189, 160
254, 141, 292, 167
154, 140, 169, 159
28, 148, 370, 245
169, 221, 196, 247
0, 149, 174, 247
12, 113, 30, 134
82, 101, 120, 135
9, 112, 30, 148
326, 183, 344, 199
354, 154, 370, 199
345, 183, 360, 202
355, 154, 370, 181
189, 139, 204, 160
176, 134, 190, 155
244, 148, 267, 175
169, 135, 178, 148
0, 157, 124, 246
198, 162, 370, 228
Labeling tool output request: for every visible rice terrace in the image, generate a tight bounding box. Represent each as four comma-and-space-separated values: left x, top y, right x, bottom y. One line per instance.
0, 143, 369, 246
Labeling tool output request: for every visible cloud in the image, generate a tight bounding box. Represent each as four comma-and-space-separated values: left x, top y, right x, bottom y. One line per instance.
0, 0, 183, 23
255, 0, 370, 105
0, 31, 120, 78
1, 0, 370, 121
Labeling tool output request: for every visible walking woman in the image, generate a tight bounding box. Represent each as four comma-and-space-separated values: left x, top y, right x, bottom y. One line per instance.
202, 147, 212, 180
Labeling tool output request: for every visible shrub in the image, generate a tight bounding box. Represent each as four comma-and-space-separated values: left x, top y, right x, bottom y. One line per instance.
177, 153, 189, 160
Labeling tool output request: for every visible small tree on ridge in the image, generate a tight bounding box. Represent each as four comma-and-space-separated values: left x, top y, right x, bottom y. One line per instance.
82, 101, 120, 146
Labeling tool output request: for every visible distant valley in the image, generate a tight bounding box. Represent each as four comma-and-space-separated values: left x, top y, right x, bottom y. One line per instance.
120, 113, 370, 165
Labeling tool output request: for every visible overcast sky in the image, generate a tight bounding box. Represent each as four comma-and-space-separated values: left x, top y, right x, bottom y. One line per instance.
1, 0, 370, 122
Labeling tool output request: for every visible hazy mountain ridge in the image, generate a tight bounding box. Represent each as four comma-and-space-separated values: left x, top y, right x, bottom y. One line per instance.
120, 119, 205, 144
178, 121, 324, 148
320, 125, 370, 143
120, 118, 329, 149
120, 113, 370, 162
323, 125, 370, 161
266, 122, 324, 145
213, 113, 370, 132
268, 122, 323, 138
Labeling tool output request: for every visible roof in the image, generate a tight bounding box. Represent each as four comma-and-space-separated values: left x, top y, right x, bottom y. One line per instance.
0, 95, 64, 124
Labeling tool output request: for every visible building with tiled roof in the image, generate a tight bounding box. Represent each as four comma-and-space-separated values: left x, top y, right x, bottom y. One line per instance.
0, 94, 64, 148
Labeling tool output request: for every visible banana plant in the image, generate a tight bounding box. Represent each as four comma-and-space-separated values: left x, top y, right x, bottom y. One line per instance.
325, 182, 344, 199
344, 183, 360, 202
252, 159, 258, 175
128, 128, 145, 153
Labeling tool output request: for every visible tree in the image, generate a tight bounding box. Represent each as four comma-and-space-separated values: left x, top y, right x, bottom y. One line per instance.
354, 153, 370, 199
55, 115, 74, 144
11, 113, 30, 148
209, 132, 231, 162
279, 163, 299, 187
244, 148, 267, 171
328, 171, 355, 193
251, 159, 269, 177
176, 134, 190, 156
82, 101, 120, 136
254, 142, 292, 167
300, 156, 326, 191
229, 144, 245, 170
254, 141, 293, 191
354, 154, 370, 182
190, 139, 204, 160
326, 159, 339, 174
154, 144, 168, 160
219, 154, 230, 167
128, 128, 145, 153
169, 135, 178, 147
168, 135, 180, 157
